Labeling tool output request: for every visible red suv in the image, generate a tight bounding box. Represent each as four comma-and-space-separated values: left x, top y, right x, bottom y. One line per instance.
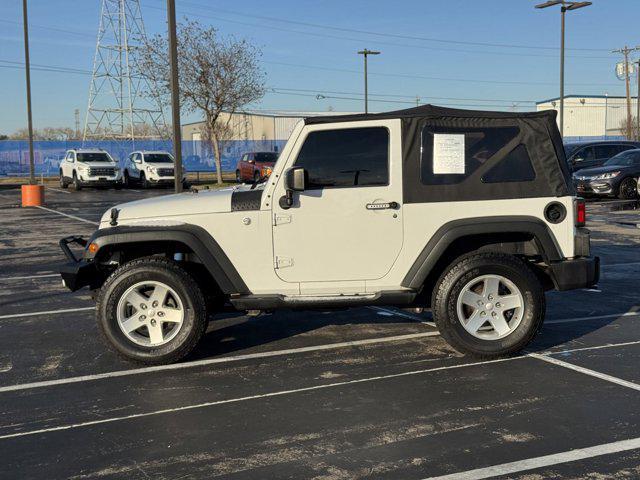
235, 152, 279, 183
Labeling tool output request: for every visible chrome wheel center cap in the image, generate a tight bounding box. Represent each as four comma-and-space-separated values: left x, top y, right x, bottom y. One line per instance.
149, 310, 156, 317
485, 302, 494, 311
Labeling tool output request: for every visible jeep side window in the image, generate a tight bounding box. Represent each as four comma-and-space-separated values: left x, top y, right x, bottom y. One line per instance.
420, 126, 519, 185
294, 127, 389, 188
481, 144, 536, 183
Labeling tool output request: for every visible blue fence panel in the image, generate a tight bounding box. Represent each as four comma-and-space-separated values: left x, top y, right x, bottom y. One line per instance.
0, 139, 286, 177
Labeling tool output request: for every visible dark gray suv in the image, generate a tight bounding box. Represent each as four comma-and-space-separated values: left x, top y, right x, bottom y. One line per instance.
564, 140, 640, 172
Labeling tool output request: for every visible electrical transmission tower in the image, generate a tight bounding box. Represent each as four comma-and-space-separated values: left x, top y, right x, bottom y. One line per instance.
83, 0, 167, 142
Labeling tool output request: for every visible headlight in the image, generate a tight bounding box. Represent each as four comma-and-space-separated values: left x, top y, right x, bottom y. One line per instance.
146, 165, 157, 173
77, 165, 89, 172
592, 171, 620, 180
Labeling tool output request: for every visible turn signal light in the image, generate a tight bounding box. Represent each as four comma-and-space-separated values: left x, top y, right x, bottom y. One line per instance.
88, 242, 99, 254
575, 199, 586, 227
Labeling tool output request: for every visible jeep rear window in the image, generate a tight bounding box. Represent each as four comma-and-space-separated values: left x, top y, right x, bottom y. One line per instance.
420, 126, 519, 185
76, 153, 111, 162
294, 127, 389, 188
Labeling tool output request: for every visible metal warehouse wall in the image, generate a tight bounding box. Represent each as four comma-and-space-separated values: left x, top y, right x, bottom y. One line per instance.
537, 96, 638, 140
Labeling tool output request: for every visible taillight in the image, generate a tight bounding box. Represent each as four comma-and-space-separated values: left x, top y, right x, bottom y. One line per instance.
575, 199, 586, 227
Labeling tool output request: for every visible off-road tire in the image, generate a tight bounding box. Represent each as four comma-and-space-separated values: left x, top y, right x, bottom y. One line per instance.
72, 172, 82, 191
618, 177, 637, 200
59, 172, 68, 188
96, 257, 208, 365
432, 252, 545, 359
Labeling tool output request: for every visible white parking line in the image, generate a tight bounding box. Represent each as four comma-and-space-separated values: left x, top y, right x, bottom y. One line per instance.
0, 331, 441, 393
530, 353, 640, 392
0, 355, 519, 440
546, 339, 640, 355
0, 273, 59, 281
34, 205, 99, 226
0, 307, 94, 320
45, 187, 70, 195
423, 436, 640, 480
545, 311, 640, 325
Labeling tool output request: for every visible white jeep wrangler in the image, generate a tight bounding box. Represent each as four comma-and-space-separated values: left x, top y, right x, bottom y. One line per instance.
59, 148, 122, 190
60, 105, 599, 365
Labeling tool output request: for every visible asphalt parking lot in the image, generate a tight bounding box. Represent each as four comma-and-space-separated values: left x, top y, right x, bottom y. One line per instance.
1, 185, 640, 479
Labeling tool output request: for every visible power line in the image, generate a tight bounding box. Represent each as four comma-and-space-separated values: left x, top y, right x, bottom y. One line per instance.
141, 2, 611, 60
154, 0, 611, 53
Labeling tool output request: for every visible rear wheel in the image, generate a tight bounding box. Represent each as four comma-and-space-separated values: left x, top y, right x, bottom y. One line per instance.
618, 177, 637, 199
432, 252, 544, 358
96, 257, 208, 365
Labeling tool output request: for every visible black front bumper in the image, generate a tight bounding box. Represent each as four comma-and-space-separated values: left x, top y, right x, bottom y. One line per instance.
548, 256, 600, 291
59, 235, 101, 291
60, 260, 99, 292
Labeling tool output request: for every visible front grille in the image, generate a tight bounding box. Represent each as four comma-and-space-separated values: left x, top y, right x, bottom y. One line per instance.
158, 168, 174, 177
89, 167, 115, 176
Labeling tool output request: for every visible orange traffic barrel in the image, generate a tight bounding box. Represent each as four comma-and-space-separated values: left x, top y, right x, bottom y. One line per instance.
21, 184, 45, 207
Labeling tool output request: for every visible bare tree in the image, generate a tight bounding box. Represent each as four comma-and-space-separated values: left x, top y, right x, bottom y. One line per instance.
618, 116, 639, 141
141, 20, 265, 183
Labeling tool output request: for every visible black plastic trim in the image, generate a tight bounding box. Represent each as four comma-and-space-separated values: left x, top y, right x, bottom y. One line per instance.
89, 224, 250, 295
402, 216, 563, 289
231, 189, 263, 211
547, 256, 599, 291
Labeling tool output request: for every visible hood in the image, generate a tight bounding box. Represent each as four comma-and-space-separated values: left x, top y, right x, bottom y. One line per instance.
574, 165, 628, 176
77, 161, 118, 168
144, 162, 175, 169
100, 187, 238, 225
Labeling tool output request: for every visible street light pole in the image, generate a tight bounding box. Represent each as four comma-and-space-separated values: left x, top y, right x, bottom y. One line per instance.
166, 0, 183, 193
535, 1, 592, 138
357, 49, 380, 114
21, 0, 35, 185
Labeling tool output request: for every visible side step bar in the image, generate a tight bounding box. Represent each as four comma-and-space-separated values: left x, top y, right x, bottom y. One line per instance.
230, 290, 417, 311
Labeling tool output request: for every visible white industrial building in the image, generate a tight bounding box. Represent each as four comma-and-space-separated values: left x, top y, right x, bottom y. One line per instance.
536, 95, 638, 141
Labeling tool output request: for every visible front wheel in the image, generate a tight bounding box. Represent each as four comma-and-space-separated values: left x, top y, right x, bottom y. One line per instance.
618, 177, 637, 200
236, 170, 242, 183
96, 257, 208, 365
72, 172, 82, 191
59, 172, 68, 189
140, 172, 149, 189
432, 252, 544, 358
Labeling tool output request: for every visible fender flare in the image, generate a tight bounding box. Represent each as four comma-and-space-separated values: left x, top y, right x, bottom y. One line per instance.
401, 216, 563, 289
89, 224, 250, 295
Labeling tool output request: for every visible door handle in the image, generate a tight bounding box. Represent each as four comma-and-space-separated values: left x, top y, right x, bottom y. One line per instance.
366, 201, 399, 210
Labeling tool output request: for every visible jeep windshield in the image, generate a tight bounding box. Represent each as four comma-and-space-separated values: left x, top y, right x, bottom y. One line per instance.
144, 154, 174, 163
77, 153, 112, 163
254, 152, 278, 162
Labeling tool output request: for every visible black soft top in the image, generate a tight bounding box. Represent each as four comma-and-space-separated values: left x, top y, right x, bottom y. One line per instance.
306, 104, 572, 203
305, 104, 556, 124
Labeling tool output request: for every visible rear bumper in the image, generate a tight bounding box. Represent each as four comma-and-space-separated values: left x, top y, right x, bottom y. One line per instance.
548, 256, 600, 291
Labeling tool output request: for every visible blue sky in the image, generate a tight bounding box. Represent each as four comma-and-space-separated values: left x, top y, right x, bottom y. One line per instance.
0, 0, 638, 134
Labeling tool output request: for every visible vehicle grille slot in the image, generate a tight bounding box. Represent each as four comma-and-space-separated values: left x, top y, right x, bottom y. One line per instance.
158, 168, 174, 177
89, 167, 115, 176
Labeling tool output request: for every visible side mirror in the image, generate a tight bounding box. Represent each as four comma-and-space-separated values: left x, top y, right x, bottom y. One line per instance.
280, 167, 308, 209
285, 166, 307, 191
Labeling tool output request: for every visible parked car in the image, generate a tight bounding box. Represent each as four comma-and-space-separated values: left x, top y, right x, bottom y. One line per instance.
122, 151, 187, 189
59, 149, 121, 190
60, 105, 598, 365
573, 148, 640, 199
235, 151, 279, 183
564, 140, 640, 171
